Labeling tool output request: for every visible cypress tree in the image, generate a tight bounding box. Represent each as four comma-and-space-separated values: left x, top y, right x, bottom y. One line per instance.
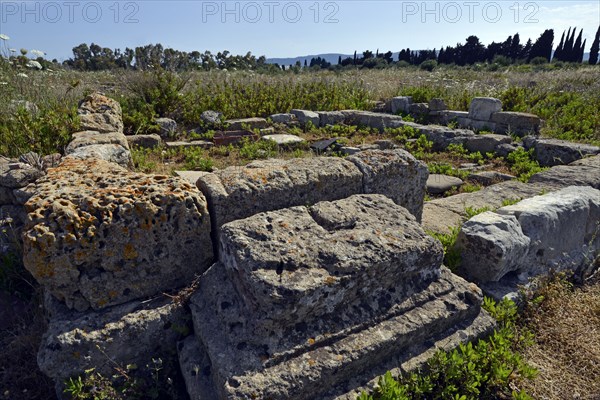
573, 28, 583, 62
554, 31, 565, 61
579, 39, 586, 63
589, 25, 600, 65
564, 27, 576, 61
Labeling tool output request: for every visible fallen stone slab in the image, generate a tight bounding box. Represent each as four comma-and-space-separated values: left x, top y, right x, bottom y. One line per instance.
318, 111, 346, 127
64, 143, 133, 169
524, 137, 600, 166
469, 97, 502, 121
126, 134, 162, 149
198, 157, 363, 239
184, 259, 492, 400
421, 203, 463, 235
77, 93, 124, 133
346, 149, 428, 220
342, 110, 404, 131
310, 138, 340, 153
66, 131, 130, 153
529, 160, 600, 190
261, 134, 305, 146
491, 112, 541, 137
291, 110, 320, 127
426, 174, 463, 194
456, 186, 600, 294
23, 158, 213, 311
340, 146, 361, 155
213, 130, 257, 146
270, 113, 296, 124
224, 117, 267, 131
165, 140, 214, 150
464, 134, 512, 154
38, 294, 189, 381
468, 171, 515, 186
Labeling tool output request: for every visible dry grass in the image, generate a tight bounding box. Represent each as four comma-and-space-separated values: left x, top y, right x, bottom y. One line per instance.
520, 276, 600, 399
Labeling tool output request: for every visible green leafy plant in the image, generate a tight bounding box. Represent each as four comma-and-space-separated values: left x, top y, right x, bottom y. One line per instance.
506, 148, 545, 182
428, 226, 461, 271
239, 137, 278, 160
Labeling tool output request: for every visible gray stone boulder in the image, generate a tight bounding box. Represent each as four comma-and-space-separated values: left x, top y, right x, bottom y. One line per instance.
126, 134, 162, 149
155, 117, 177, 138
198, 157, 363, 238
290, 109, 320, 127
456, 212, 530, 282
428, 98, 447, 112
22, 158, 213, 311
468, 97, 502, 121
0, 161, 44, 189
468, 171, 515, 186
77, 93, 124, 133
224, 117, 268, 131
201, 110, 223, 125
65, 144, 133, 169
391, 96, 412, 114
317, 111, 346, 127
269, 113, 296, 124
491, 112, 541, 137
261, 134, 305, 146
426, 174, 463, 194
347, 149, 428, 220
495, 143, 519, 158
409, 103, 429, 118
525, 137, 600, 167
529, 159, 600, 190
38, 294, 189, 381
464, 134, 512, 154
65, 131, 129, 153
341, 110, 405, 131
419, 125, 476, 151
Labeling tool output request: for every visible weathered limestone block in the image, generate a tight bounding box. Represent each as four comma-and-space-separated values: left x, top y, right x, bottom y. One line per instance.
224, 117, 268, 131
390, 96, 412, 114
290, 110, 320, 127
317, 111, 346, 127
155, 117, 177, 138
428, 98, 447, 112
38, 294, 190, 381
181, 197, 494, 399
524, 137, 600, 166
456, 212, 531, 282
341, 110, 404, 131
197, 157, 363, 236
496, 186, 600, 276
464, 134, 512, 154
491, 112, 541, 137
456, 186, 600, 293
261, 134, 305, 146
468, 171, 515, 186
22, 158, 213, 311
418, 125, 475, 151
529, 158, 600, 189
65, 143, 133, 169
270, 113, 296, 124
126, 134, 162, 149
468, 97, 502, 121
426, 174, 463, 194
65, 131, 130, 153
219, 195, 443, 329
77, 93, 124, 133
409, 103, 429, 117
0, 161, 44, 188
347, 149, 428, 220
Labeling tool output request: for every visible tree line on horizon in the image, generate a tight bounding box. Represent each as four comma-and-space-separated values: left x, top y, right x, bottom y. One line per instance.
60, 25, 600, 72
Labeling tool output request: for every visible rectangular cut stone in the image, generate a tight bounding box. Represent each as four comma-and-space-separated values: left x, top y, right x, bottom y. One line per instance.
347, 149, 428, 220
340, 110, 404, 131
224, 117, 267, 131
197, 157, 363, 235
219, 195, 443, 327
183, 262, 492, 400
491, 111, 541, 136
318, 111, 346, 127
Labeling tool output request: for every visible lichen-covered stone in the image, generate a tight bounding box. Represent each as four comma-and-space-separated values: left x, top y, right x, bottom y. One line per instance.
23, 158, 213, 311
77, 93, 124, 133
347, 149, 428, 220
65, 144, 133, 169
65, 131, 130, 153
38, 294, 190, 381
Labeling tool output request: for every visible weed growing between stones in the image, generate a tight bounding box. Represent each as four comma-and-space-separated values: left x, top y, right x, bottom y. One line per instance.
506, 148, 546, 182
358, 298, 537, 400
427, 227, 461, 271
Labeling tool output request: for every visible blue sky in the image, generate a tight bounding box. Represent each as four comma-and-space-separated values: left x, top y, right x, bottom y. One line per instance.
1, 1, 599, 61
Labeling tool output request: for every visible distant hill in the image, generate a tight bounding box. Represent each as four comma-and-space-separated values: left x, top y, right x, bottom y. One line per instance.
267, 52, 590, 65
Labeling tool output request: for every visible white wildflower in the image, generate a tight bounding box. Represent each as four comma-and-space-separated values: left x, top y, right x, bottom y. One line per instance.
26, 60, 42, 69
30, 49, 45, 57
17, 73, 28, 78
0, 34, 9, 41
9, 48, 16, 53
0, 82, 7, 85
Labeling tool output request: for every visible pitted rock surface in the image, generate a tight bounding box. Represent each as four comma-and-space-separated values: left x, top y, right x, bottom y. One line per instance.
198, 157, 363, 237
38, 294, 189, 380
23, 158, 213, 311
219, 194, 443, 328
347, 149, 428, 220
77, 93, 124, 133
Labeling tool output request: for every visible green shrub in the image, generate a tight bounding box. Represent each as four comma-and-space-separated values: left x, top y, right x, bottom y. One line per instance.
506, 148, 545, 182
239, 138, 278, 160
419, 60, 438, 72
